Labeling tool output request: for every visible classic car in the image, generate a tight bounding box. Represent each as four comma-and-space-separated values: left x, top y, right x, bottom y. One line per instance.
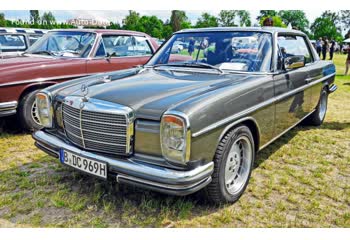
0, 28, 46, 57
0, 29, 158, 130
33, 27, 336, 204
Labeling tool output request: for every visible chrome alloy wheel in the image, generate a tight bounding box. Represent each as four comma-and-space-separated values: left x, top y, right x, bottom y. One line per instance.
224, 136, 253, 195
31, 101, 41, 125
318, 90, 327, 121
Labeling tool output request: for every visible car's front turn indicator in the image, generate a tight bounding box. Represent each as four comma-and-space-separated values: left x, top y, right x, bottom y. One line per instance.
160, 113, 191, 165
36, 92, 53, 128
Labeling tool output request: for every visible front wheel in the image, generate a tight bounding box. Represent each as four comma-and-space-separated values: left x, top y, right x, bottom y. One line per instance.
305, 88, 328, 126
18, 90, 42, 131
206, 125, 255, 204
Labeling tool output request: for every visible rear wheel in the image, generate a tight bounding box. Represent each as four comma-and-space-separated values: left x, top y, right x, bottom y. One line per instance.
305, 88, 328, 126
18, 90, 42, 131
206, 125, 255, 204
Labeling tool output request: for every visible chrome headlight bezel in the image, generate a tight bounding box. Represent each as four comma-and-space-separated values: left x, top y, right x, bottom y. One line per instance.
35, 91, 53, 128
160, 111, 191, 165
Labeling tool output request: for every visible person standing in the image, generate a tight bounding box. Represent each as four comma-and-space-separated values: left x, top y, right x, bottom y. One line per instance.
329, 39, 335, 60
262, 17, 274, 27
345, 44, 350, 76
316, 38, 322, 57
322, 37, 328, 60
188, 37, 195, 57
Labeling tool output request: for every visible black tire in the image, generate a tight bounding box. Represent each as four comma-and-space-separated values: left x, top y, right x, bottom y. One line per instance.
18, 89, 42, 131
305, 88, 328, 126
206, 125, 255, 204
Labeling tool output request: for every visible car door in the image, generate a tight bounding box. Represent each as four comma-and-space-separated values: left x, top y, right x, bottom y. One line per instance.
86, 34, 154, 74
273, 34, 314, 137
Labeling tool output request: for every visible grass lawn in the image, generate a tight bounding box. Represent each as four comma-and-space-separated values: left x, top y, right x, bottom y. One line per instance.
0, 54, 349, 227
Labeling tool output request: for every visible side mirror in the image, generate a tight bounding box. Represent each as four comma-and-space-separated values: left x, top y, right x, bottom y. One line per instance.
105, 52, 112, 60
284, 55, 305, 70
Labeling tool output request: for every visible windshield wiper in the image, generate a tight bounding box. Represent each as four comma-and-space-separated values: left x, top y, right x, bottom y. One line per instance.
152, 61, 224, 74
29, 50, 55, 56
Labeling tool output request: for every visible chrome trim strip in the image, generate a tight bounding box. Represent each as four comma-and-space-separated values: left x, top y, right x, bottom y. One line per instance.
33, 130, 214, 185
79, 107, 86, 148
0, 101, 18, 111
0, 74, 90, 88
192, 73, 335, 137
116, 174, 210, 190
259, 110, 315, 151
328, 84, 337, 93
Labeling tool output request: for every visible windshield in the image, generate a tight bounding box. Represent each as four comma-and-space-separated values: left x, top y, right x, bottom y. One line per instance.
0, 34, 27, 52
147, 31, 273, 72
26, 31, 96, 58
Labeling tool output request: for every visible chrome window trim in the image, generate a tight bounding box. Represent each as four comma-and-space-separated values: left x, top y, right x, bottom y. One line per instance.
192, 72, 335, 138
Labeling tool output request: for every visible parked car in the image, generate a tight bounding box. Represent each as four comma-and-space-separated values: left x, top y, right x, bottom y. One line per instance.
0, 29, 158, 130
33, 27, 336, 204
0, 28, 46, 57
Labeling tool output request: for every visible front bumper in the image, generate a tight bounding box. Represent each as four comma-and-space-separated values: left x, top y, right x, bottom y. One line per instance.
33, 130, 214, 196
0, 101, 17, 117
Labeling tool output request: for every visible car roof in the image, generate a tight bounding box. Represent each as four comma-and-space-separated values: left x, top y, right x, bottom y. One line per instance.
176, 27, 306, 36
48, 28, 151, 37
0, 28, 48, 34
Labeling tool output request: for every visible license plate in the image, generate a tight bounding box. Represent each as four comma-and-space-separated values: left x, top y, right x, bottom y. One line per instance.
59, 149, 107, 179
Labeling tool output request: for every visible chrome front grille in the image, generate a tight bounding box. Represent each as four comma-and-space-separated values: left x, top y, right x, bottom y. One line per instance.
62, 97, 134, 156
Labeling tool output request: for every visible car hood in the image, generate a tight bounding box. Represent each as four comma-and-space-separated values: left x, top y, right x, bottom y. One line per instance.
55, 68, 262, 120
0, 54, 84, 85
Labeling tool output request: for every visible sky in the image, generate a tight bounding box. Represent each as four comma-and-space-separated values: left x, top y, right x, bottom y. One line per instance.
1, 10, 325, 26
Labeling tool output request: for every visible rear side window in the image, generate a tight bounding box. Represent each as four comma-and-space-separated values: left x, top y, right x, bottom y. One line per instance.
278, 35, 313, 64
99, 35, 152, 57
0, 34, 27, 51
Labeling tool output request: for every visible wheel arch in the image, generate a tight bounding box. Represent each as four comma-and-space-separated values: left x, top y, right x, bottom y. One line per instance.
217, 116, 261, 152
18, 81, 57, 103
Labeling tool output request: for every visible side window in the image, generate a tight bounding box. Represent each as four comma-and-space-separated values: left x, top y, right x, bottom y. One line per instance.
99, 35, 153, 57
278, 35, 313, 65
134, 36, 153, 56
95, 41, 106, 57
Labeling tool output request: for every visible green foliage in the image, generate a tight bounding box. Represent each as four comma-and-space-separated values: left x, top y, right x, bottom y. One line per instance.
218, 10, 237, 27
278, 10, 309, 33
237, 10, 251, 27
195, 12, 218, 28
41, 12, 56, 29
260, 15, 286, 28
0, 13, 6, 27
170, 10, 190, 32
29, 10, 40, 27
257, 10, 278, 20
311, 17, 343, 42
122, 10, 140, 31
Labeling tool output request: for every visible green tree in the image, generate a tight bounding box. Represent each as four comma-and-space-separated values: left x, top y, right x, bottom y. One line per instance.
107, 22, 121, 30
170, 10, 190, 32
278, 10, 309, 33
311, 17, 343, 42
218, 10, 237, 27
260, 15, 286, 28
237, 10, 251, 27
0, 13, 6, 27
137, 15, 164, 38
162, 24, 173, 39
41, 11, 56, 29
122, 10, 140, 31
30, 10, 40, 27
256, 10, 278, 20
195, 12, 218, 28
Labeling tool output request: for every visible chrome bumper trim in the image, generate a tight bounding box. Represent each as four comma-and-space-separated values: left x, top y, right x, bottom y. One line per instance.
328, 84, 337, 93
33, 130, 214, 195
0, 101, 17, 117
